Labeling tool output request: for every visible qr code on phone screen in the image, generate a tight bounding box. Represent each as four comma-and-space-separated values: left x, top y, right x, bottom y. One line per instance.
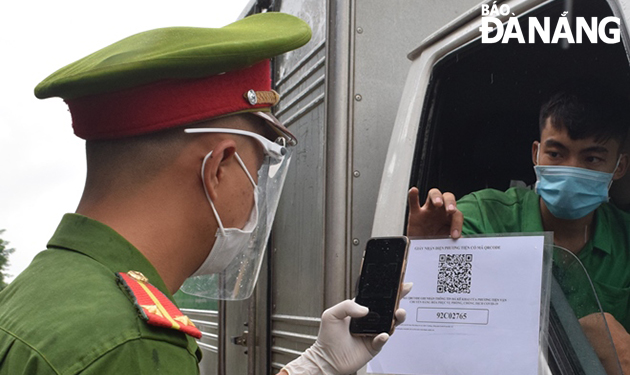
437, 254, 473, 294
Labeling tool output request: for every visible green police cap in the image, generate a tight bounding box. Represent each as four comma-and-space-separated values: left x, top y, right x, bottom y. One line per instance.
34, 12, 311, 141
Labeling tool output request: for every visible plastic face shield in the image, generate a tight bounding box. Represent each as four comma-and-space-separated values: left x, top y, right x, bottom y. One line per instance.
180, 128, 292, 300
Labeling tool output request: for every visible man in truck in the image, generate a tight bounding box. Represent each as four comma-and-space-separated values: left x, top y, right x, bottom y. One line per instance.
407, 85, 630, 373
0, 12, 408, 375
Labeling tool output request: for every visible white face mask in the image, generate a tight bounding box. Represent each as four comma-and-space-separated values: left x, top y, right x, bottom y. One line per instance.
190, 152, 258, 277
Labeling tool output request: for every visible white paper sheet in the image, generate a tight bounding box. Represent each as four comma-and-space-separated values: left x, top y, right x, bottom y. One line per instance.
368, 235, 545, 375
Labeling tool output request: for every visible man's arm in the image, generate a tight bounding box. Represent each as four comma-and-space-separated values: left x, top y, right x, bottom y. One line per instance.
580, 312, 629, 375
407, 187, 463, 238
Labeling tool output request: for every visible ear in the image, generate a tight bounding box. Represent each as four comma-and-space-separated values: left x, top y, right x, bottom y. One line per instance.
532, 141, 540, 166
203, 139, 237, 201
613, 153, 629, 181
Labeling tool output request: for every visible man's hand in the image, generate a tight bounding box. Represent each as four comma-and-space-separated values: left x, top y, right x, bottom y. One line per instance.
281, 283, 412, 375
407, 187, 463, 238
579, 312, 629, 375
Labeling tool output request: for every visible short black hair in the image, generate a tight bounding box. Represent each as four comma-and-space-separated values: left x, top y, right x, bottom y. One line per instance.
539, 85, 630, 145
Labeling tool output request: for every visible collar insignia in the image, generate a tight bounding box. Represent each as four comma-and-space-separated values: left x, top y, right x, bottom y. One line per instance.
117, 271, 202, 339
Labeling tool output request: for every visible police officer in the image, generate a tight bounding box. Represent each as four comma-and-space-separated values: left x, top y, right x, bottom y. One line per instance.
0, 13, 408, 375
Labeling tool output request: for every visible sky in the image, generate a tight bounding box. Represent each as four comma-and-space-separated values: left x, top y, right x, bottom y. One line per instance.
0, 0, 252, 282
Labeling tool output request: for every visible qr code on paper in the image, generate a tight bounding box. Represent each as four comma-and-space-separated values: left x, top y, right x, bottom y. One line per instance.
437, 254, 473, 294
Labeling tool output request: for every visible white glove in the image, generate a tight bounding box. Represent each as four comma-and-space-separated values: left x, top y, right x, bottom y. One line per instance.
282, 282, 412, 375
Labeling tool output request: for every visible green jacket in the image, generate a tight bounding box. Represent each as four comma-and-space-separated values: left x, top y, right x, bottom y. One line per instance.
459, 187, 630, 331
0, 214, 201, 374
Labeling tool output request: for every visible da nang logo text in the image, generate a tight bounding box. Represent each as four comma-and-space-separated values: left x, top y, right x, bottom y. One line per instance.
479, 2, 621, 44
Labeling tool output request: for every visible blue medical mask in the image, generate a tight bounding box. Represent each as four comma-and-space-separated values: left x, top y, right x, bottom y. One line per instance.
534, 150, 620, 220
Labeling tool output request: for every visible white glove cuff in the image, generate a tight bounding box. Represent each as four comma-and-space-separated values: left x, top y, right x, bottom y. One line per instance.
281, 344, 339, 375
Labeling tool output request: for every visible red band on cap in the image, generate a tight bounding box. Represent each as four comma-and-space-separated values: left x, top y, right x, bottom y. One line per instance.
66, 60, 272, 140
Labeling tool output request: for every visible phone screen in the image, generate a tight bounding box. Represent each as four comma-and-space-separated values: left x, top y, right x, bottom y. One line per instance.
350, 237, 409, 335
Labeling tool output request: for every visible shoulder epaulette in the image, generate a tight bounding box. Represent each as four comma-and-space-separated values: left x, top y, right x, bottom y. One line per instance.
117, 271, 202, 339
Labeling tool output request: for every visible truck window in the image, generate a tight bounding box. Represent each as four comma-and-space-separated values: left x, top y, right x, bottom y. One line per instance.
407, 0, 630, 373
409, 0, 630, 201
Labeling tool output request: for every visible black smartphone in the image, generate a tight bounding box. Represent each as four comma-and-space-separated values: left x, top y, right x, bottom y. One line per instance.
349, 236, 410, 335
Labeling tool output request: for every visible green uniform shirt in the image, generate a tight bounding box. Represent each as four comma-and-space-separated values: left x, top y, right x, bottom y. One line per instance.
0, 214, 201, 374
459, 187, 630, 331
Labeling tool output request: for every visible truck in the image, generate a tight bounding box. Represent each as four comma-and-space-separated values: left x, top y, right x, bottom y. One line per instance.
176, 0, 630, 373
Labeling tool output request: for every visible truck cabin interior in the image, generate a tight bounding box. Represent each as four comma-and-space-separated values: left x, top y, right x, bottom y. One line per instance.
410, 0, 630, 208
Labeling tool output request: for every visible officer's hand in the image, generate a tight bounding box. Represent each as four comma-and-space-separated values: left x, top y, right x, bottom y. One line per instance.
407, 187, 463, 238
281, 283, 412, 375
